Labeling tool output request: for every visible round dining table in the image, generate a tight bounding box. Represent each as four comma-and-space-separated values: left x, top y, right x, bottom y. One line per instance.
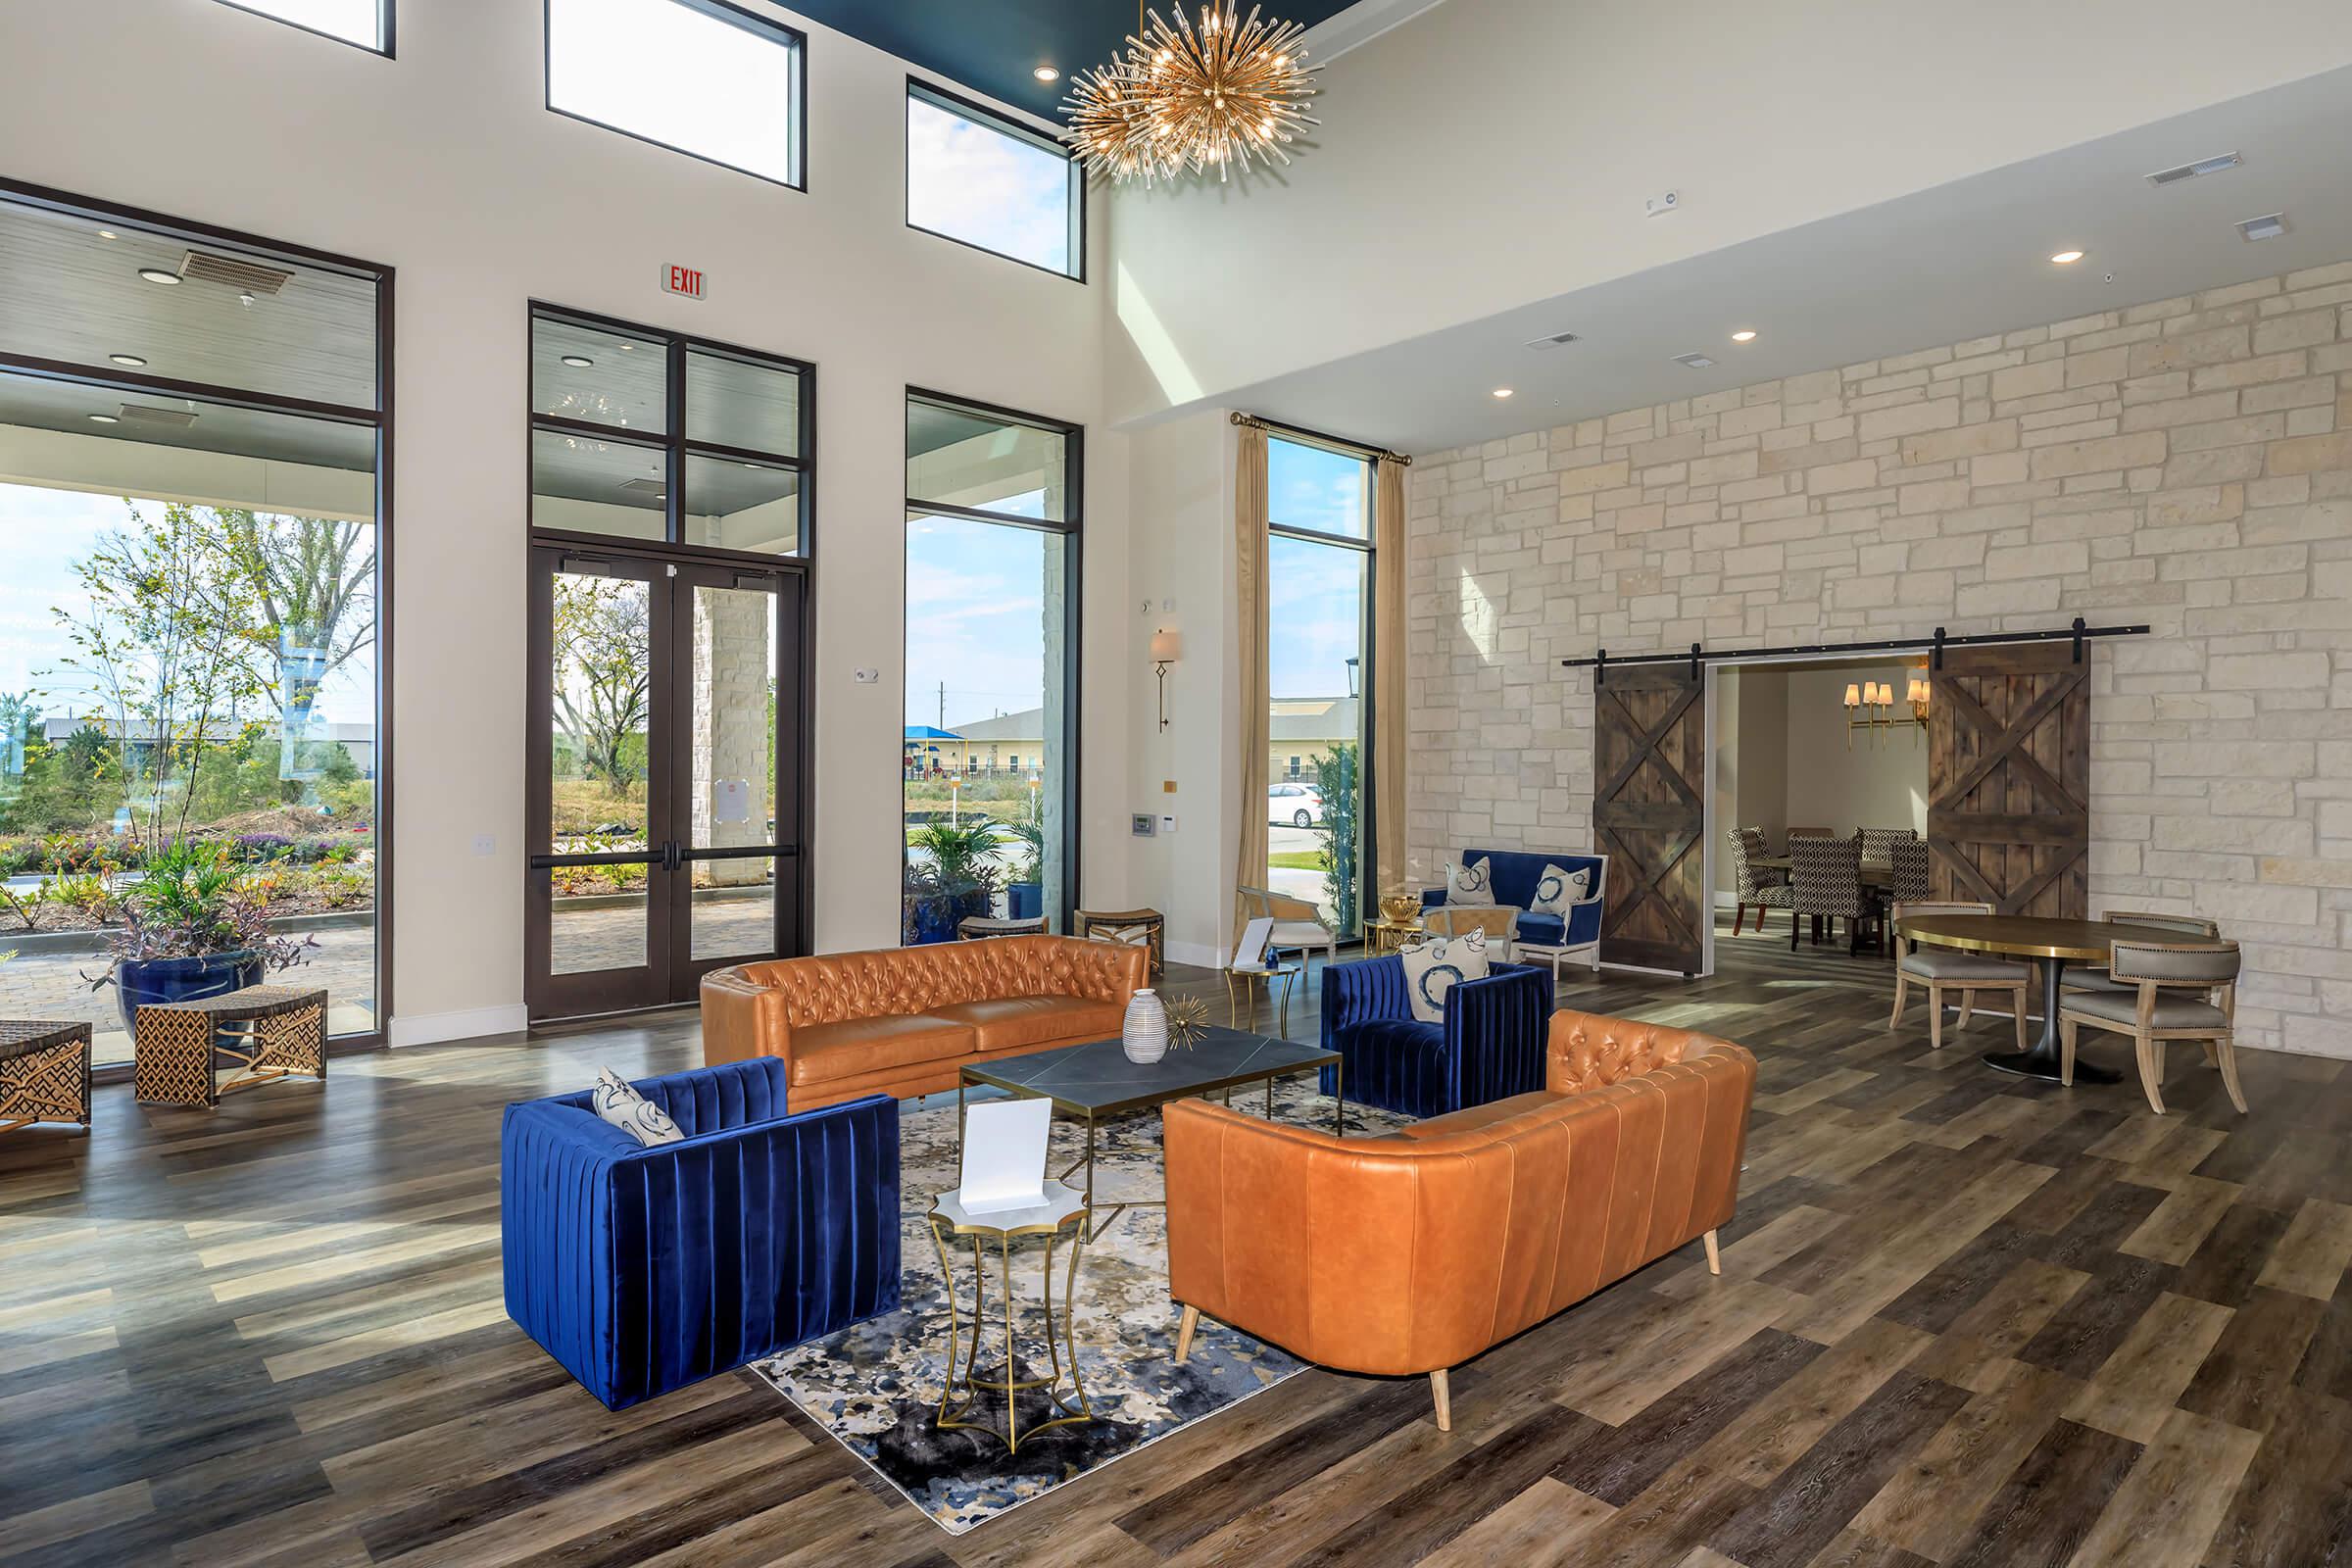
1894, 913, 2195, 1085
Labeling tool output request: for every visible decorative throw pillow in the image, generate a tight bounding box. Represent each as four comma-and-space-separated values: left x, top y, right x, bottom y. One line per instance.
1528, 863, 1592, 917
1445, 856, 1494, 906
593, 1067, 683, 1148
1397, 929, 1490, 1024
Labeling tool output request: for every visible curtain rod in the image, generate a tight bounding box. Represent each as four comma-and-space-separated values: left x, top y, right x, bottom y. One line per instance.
1561, 618, 2149, 681
1229, 411, 1412, 466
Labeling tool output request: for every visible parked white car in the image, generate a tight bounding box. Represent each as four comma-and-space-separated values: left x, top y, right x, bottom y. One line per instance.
1268, 781, 1326, 827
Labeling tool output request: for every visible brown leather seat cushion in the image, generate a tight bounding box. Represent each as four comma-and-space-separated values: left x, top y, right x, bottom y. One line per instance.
931, 996, 1124, 1053
1396, 1090, 1555, 1139
790, 1014, 973, 1086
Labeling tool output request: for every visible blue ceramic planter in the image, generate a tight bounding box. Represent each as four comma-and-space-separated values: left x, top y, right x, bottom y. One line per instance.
114, 950, 263, 1035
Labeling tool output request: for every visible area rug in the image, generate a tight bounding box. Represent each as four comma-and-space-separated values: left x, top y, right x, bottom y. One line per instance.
751, 1073, 1403, 1535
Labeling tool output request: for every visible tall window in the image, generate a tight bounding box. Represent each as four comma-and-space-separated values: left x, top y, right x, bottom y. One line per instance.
546, 0, 807, 189
215, 0, 390, 52
903, 392, 1080, 943
906, 80, 1083, 280
1267, 435, 1372, 937
0, 187, 388, 1068
529, 305, 811, 556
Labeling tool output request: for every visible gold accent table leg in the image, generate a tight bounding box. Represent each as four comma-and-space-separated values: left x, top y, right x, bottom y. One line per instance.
1000, 1235, 1019, 1453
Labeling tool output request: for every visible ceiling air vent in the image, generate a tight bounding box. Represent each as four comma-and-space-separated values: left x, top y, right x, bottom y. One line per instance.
2145, 151, 2243, 187
176, 250, 296, 294
1524, 329, 1581, 350
2237, 213, 2288, 242
116, 404, 198, 428
616, 477, 667, 498
1672, 352, 1716, 369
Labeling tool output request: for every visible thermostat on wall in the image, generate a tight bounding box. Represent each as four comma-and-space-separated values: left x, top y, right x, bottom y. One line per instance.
1131, 814, 1156, 837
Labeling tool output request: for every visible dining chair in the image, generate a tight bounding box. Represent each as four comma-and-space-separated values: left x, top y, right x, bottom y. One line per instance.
2059, 940, 2245, 1116
1886, 837, 1931, 904
1886, 900, 2031, 1051
2063, 910, 2220, 996
1785, 827, 1834, 848
1727, 826, 1791, 937
1789, 834, 1875, 954
1859, 827, 1917, 862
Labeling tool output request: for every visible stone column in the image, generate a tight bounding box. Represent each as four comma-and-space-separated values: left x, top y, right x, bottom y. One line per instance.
692, 586, 771, 888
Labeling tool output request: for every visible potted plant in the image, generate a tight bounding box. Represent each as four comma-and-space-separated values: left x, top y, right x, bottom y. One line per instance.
96, 841, 313, 1032
1004, 790, 1047, 920
902, 820, 1004, 944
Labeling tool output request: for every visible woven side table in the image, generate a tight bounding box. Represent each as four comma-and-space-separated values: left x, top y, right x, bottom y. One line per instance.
0, 1020, 93, 1134
133, 986, 328, 1108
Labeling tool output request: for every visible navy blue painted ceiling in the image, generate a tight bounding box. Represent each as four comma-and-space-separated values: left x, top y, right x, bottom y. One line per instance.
786, 0, 1360, 125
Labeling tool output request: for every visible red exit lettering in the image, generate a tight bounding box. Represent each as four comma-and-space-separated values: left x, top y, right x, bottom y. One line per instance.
662, 265, 706, 300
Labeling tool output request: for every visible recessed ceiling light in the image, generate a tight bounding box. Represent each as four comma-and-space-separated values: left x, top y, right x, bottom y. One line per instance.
561, 354, 595, 368
1033, 65, 1060, 82
2049, 249, 2085, 265
137, 268, 180, 285
88, 414, 120, 424
110, 353, 148, 367
1491, 387, 1514, 399
97, 229, 118, 241
1730, 329, 1758, 343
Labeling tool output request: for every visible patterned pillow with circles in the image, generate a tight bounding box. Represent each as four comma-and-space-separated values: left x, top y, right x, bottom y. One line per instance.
1397, 929, 1491, 1024
593, 1066, 683, 1148
1444, 856, 1494, 906
1528, 862, 1592, 917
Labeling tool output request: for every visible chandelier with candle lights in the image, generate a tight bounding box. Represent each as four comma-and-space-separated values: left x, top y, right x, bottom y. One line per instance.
1063, 4, 1322, 185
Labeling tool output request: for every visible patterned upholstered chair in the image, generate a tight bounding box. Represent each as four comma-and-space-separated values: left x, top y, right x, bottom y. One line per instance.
1886, 837, 1932, 906
1789, 833, 1878, 953
1316, 953, 1554, 1118
502, 1056, 901, 1409
1727, 826, 1792, 937
1859, 827, 1917, 863
2063, 909, 2219, 996
2061, 940, 2245, 1116
1888, 900, 2031, 1052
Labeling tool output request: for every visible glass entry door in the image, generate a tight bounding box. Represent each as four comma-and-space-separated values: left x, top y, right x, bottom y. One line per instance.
527, 546, 805, 1018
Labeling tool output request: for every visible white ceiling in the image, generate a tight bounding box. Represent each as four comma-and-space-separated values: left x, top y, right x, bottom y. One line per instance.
1226, 63, 2352, 455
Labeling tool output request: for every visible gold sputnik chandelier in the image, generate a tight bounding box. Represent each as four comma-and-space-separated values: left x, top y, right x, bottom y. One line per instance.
1063, 4, 1322, 185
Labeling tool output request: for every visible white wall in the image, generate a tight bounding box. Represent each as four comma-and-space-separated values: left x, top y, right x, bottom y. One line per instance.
0, 0, 1129, 1042
1779, 667, 1931, 842
1108, 0, 2352, 423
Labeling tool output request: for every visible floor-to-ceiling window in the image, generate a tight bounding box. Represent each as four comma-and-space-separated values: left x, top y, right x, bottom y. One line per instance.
1266, 434, 1372, 937
903, 391, 1080, 942
0, 185, 390, 1067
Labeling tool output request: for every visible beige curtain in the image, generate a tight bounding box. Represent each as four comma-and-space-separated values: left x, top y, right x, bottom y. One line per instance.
1372, 456, 1409, 902
1232, 424, 1270, 948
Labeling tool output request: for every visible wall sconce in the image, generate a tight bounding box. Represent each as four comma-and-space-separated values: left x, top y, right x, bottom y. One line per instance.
1843, 673, 1931, 749
1151, 628, 1183, 731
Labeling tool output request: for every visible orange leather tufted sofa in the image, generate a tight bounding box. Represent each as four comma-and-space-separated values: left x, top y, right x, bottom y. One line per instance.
1162, 1008, 1755, 1430
701, 935, 1148, 1112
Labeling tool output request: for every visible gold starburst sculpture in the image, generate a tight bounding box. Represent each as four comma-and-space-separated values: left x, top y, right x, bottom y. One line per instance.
1063, 3, 1321, 185
1165, 994, 1212, 1050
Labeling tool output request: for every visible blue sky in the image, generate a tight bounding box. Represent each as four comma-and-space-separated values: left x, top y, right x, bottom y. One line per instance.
0, 482, 376, 732
906, 438, 1371, 734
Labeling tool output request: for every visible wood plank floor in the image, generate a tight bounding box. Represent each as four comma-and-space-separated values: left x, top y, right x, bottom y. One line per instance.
5, 923, 2350, 1566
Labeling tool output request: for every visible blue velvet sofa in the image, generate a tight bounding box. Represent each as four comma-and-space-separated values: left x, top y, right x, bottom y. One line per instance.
1420, 848, 1608, 973
1318, 954, 1556, 1118
501, 1055, 901, 1410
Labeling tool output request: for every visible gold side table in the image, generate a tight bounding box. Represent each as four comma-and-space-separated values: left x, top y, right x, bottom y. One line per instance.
1222, 960, 1299, 1034
1364, 915, 1426, 956
926, 1180, 1097, 1454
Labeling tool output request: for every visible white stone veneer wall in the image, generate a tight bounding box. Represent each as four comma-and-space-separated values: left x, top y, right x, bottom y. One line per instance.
1406, 260, 2352, 1055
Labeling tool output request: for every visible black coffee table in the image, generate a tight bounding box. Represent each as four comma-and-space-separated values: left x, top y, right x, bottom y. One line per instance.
957, 1026, 1343, 1239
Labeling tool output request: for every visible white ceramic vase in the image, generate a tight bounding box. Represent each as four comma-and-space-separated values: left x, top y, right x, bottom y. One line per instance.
1122, 988, 1168, 1064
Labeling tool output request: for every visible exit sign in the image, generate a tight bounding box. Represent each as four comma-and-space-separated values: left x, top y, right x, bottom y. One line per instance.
662, 264, 707, 300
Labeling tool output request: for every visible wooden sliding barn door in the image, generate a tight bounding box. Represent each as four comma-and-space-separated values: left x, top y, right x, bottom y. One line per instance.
1928, 642, 2089, 917
1592, 663, 1707, 974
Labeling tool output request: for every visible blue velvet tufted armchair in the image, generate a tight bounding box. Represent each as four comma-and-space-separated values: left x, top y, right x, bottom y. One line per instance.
1317, 954, 1556, 1118
501, 1055, 901, 1410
